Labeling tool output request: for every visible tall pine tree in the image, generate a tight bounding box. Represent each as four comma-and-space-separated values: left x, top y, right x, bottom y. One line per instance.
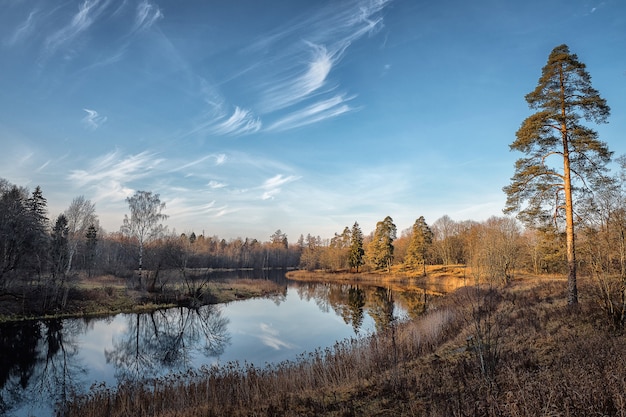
368, 216, 396, 272
504, 44, 612, 304
405, 216, 433, 275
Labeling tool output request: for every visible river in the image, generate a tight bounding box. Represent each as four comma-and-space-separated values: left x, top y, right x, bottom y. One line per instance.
0, 271, 437, 417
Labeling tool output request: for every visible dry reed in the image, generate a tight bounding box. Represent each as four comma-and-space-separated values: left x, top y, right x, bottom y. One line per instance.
59, 276, 626, 417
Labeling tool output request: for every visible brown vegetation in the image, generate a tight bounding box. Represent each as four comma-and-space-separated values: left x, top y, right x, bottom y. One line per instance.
287, 264, 469, 295
59, 274, 626, 417
0, 273, 284, 322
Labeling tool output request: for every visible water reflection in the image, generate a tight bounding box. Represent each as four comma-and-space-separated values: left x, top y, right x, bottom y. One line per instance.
288, 281, 431, 334
0, 275, 441, 416
105, 306, 230, 382
0, 319, 87, 416
347, 286, 366, 334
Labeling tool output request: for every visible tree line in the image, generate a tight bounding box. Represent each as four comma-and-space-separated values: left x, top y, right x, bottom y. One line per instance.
2, 169, 626, 285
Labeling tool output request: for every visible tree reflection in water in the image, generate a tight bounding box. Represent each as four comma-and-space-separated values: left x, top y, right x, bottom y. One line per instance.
346, 286, 366, 334
369, 287, 396, 332
0, 278, 435, 416
104, 305, 230, 383
291, 282, 416, 335
0, 319, 86, 416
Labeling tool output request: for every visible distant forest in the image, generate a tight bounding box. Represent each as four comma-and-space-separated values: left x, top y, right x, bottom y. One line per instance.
2, 170, 626, 294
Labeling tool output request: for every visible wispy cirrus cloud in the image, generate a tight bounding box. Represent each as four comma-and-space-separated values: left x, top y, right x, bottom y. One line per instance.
82, 108, 107, 130
170, 153, 227, 172
215, 154, 227, 165
212, 106, 262, 136
259, 323, 295, 350
256, 0, 391, 115
181, 0, 391, 138
260, 174, 300, 200
267, 94, 355, 132
208, 180, 227, 189
5, 9, 38, 46
44, 0, 110, 57
262, 43, 337, 113
133, 0, 163, 32
68, 150, 163, 201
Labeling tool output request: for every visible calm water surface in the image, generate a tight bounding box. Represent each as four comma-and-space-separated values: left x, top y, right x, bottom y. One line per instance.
0, 273, 435, 417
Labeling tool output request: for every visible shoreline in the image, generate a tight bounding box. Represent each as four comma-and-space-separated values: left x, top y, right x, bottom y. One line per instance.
0, 276, 284, 323
285, 265, 470, 295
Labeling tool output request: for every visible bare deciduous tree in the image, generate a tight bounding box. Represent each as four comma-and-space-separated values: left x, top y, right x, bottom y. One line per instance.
64, 196, 98, 274
121, 191, 168, 288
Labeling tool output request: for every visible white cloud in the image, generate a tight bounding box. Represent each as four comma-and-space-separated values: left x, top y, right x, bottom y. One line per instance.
177, 0, 391, 138
134, 0, 163, 32
212, 107, 262, 136
260, 174, 300, 200
5, 9, 37, 46
267, 94, 354, 132
68, 150, 163, 201
82, 108, 107, 130
171, 153, 226, 172
259, 323, 295, 350
263, 43, 335, 113
256, 0, 390, 115
36, 160, 51, 172
215, 154, 227, 165
208, 180, 226, 189
44, 0, 109, 56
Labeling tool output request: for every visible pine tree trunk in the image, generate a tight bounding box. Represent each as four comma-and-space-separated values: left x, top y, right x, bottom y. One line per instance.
560, 63, 578, 305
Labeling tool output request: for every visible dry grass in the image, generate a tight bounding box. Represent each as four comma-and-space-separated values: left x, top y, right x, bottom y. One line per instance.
0, 273, 284, 322
208, 279, 285, 303
59, 274, 626, 417
286, 265, 469, 296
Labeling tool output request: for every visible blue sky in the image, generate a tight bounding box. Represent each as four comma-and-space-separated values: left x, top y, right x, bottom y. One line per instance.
1, 0, 625, 241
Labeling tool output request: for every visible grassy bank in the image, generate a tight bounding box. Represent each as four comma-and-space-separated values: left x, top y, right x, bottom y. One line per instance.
0, 274, 284, 322
59, 274, 625, 417
286, 264, 470, 295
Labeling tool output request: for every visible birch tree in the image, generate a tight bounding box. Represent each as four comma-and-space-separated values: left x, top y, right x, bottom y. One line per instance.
121, 191, 168, 287
63, 196, 98, 274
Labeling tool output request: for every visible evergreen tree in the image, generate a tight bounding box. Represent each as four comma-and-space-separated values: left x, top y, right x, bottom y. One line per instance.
348, 222, 365, 272
270, 229, 288, 249
28, 185, 48, 229
27, 185, 49, 276
368, 216, 397, 272
405, 216, 433, 275
0, 185, 32, 283
85, 224, 98, 277
51, 214, 69, 280
504, 44, 612, 304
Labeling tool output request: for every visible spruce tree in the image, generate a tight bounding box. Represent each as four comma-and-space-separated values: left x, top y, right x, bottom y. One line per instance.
27, 185, 49, 276
86, 224, 98, 277
348, 222, 365, 272
51, 214, 69, 280
504, 44, 612, 304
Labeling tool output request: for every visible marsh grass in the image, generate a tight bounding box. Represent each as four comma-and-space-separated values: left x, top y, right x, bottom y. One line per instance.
59, 276, 626, 417
1, 273, 284, 322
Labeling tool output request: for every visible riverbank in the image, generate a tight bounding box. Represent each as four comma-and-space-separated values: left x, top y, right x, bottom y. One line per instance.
286, 264, 470, 295
0, 274, 284, 322
61, 274, 626, 417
